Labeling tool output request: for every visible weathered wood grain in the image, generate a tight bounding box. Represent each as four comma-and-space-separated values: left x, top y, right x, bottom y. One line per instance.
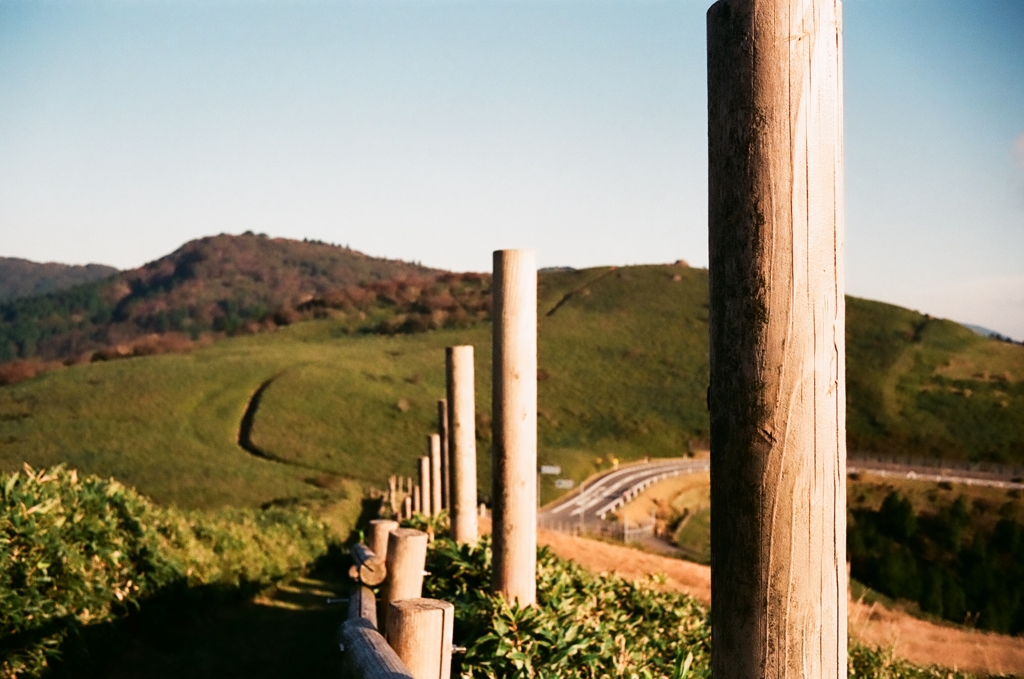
386, 598, 455, 679
707, 0, 846, 677
339, 617, 415, 679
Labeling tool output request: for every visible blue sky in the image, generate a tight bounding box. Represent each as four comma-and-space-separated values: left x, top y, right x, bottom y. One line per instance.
0, 0, 1022, 338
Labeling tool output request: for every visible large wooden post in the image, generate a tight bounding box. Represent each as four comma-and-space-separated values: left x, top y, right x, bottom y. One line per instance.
417, 456, 432, 517
388, 476, 400, 516
446, 345, 478, 544
707, 1, 846, 677
369, 519, 399, 560
428, 434, 443, 518
380, 528, 429, 630
437, 398, 450, 511
491, 249, 537, 605
386, 599, 455, 679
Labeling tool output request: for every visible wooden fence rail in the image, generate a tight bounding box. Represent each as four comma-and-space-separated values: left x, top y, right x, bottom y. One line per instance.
339, 586, 415, 679
341, 529, 455, 679
350, 543, 387, 587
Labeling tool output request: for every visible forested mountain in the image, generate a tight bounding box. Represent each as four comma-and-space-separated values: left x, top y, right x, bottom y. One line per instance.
0, 233, 438, 364
0, 257, 117, 301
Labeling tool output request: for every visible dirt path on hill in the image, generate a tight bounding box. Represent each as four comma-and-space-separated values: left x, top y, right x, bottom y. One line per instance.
535, 528, 1024, 676
237, 376, 278, 460
235, 374, 343, 480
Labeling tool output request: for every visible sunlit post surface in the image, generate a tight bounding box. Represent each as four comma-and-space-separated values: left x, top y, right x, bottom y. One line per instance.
707, 0, 847, 676
490, 249, 538, 606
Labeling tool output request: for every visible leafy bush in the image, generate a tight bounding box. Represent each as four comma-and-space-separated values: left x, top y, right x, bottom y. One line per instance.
423, 537, 979, 679
847, 645, 975, 679
0, 465, 330, 678
424, 537, 710, 679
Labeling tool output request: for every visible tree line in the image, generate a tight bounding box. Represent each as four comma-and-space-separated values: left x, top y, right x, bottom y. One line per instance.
849, 490, 1024, 633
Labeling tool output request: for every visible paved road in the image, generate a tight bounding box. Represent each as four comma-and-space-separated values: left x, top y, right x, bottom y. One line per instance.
539, 458, 709, 530
539, 457, 1024, 531
850, 460, 1024, 491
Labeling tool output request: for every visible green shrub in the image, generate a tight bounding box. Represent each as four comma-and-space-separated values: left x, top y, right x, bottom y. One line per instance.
423, 537, 980, 679
425, 537, 710, 679
847, 645, 975, 679
0, 465, 330, 678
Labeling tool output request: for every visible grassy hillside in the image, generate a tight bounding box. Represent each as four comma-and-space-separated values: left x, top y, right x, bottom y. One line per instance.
0, 263, 1021, 511
846, 297, 1024, 462
0, 257, 117, 302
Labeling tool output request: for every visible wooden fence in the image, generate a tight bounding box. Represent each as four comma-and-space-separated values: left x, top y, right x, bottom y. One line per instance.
538, 516, 656, 544
344, 9, 854, 665
341, 529, 454, 679
341, 249, 536, 677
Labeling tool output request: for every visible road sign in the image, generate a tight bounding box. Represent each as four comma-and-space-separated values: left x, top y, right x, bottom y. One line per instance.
554, 479, 574, 489
540, 465, 561, 475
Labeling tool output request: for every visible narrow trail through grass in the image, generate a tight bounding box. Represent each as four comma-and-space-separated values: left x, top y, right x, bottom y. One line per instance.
237, 375, 280, 461
544, 266, 619, 317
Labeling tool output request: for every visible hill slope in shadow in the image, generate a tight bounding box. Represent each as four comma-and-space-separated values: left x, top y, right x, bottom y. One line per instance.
0, 257, 117, 301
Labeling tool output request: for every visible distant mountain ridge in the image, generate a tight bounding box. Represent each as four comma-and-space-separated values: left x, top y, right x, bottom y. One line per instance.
0, 233, 439, 365
0, 257, 117, 301
963, 323, 1021, 344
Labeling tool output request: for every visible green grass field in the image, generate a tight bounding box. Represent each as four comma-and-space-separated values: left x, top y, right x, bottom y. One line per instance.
1, 264, 1021, 511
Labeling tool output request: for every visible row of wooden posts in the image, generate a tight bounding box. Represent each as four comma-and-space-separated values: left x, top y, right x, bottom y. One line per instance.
344, 0, 849, 674
385, 340, 484, 547
340, 250, 540, 679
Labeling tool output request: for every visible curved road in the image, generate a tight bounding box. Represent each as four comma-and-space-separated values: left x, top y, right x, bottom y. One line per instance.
540, 458, 709, 531
540, 457, 1024, 531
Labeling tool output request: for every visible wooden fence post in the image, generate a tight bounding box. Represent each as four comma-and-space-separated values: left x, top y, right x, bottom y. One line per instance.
418, 456, 431, 517
381, 528, 429, 630
707, 1, 846, 677
446, 345, 478, 544
437, 399, 450, 511
369, 519, 399, 560
491, 249, 537, 605
428, 434, 443, 518
388, 476, 399, 516
386, 599, 455, 679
